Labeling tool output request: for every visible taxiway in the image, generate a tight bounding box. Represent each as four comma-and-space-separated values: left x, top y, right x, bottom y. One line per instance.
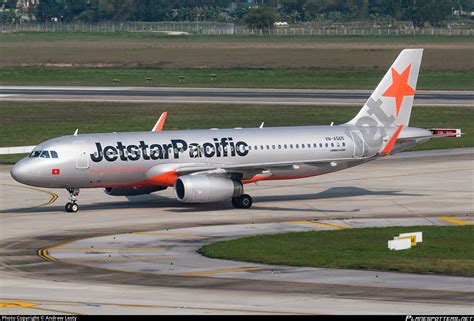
0, 148, 473, 314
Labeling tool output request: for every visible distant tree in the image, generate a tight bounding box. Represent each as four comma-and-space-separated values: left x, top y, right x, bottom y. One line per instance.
407, 0, 454, 27
36, 0, 64, 22
3, 0, 17, 10
244, 6, 277, 29
423, 0, 454, 26
78, 0, 101, 22
98, 0, 133, 21
305, 0, 332, 20
230, 3, 250, 21
133, 0, 172, 21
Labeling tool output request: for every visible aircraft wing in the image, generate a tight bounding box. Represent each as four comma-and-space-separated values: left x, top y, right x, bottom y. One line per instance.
175, 156, 376, 180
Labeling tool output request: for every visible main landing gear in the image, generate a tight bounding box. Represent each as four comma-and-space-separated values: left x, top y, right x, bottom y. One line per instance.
65, 187, 80, 213
231, 194, 253, 209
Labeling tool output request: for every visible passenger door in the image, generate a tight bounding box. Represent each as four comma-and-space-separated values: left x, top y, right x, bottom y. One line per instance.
350, 130, 364, 158
74, 141, 89, 169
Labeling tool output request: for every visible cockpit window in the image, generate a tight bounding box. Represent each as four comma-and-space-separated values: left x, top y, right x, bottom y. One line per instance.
28, 150, 58, 158
40, 151, 50, 158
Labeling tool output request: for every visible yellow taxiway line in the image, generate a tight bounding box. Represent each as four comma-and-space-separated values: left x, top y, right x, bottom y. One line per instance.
289, 220, 352, 229
0, 301, 38, 308
438, 216, 473, 225
3, 183, 58, 207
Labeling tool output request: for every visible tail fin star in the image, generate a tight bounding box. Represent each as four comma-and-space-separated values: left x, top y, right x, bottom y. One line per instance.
382, 65, 416, 116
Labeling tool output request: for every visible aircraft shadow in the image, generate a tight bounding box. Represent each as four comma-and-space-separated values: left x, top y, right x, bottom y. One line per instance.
0, 186, 421, 214
167, 186, 421, 213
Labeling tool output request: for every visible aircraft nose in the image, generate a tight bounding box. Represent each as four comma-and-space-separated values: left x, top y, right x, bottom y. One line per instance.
10, 162, 30, 184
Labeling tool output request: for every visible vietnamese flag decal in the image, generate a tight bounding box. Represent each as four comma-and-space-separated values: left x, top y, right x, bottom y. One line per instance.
52, 168, 60, 175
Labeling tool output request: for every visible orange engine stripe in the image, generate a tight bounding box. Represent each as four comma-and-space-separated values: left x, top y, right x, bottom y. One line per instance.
146, 170, 178, 187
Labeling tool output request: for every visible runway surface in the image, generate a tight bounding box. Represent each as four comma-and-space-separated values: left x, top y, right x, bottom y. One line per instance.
0, 148, 473, 314
1, 86, 473, 106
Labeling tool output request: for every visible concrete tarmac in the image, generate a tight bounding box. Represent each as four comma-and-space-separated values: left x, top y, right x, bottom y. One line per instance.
0, 148, 473, 314
1, 86, 473, 106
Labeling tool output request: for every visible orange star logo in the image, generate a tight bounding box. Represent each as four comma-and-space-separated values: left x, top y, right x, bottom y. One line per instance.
382, 65, 416, 116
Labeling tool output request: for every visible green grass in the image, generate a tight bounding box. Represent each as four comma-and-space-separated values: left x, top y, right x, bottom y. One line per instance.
0, 102, 472, 164
0, 67, 472, 89
200, 225, 474, 276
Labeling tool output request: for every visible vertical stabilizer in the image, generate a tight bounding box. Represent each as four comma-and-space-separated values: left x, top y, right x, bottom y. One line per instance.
346, 49, 423, 128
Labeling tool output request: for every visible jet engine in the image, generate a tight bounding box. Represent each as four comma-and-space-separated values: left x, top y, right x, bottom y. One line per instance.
104, 185, 167, 196
174, 175, 242, 203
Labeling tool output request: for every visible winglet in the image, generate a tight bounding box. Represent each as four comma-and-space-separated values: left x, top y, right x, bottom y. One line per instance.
73, 129, 79, 136
152, 112, 168, 132
380, 125, 404, 156
259, 122, 264, 128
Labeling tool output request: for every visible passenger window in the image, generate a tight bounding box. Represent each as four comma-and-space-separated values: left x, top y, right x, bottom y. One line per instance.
272, 145, 275, 149
29, 151, 41, 158
342, 142, 346, 147
319, 143, 323, 148
50, 151, 58, 158
284, 144, 287, 149
40, 151, 50, 158
278, 145, 281, 149
301, 144, 304, 149
260, 145, 264, 150
266, 145, 270, 150
331, 143, 334, 147
296, 144, 299, 148
307, 144, 311, 148
313, 143, 317, 148
325, 143, 328, 148
290, 144, 293, 149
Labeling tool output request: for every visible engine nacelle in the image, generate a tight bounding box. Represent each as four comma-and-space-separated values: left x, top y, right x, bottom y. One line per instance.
104, 185, 167, 196
174, 175, 242, 203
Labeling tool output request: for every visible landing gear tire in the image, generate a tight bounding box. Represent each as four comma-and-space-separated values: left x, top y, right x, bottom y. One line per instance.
65, 188, 80, 213
232, 194, 253, 209
65, 202, 78, 213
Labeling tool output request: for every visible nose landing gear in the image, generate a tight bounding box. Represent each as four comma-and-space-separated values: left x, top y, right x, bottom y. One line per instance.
65, 188, 80, 213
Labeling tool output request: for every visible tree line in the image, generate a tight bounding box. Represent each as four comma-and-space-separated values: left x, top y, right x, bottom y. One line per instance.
2, 0, 472, 28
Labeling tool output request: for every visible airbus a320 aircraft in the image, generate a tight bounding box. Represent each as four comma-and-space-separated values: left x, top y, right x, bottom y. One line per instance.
11, 49, 461, 212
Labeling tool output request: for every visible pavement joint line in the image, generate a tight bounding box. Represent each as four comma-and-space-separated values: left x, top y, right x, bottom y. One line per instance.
177, 267, 263, 277
438, 216, 473, 225
25, 306, 84, 315
131, 232, 209, 238
62, 256, 175, 263
289, 220, 352, 229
